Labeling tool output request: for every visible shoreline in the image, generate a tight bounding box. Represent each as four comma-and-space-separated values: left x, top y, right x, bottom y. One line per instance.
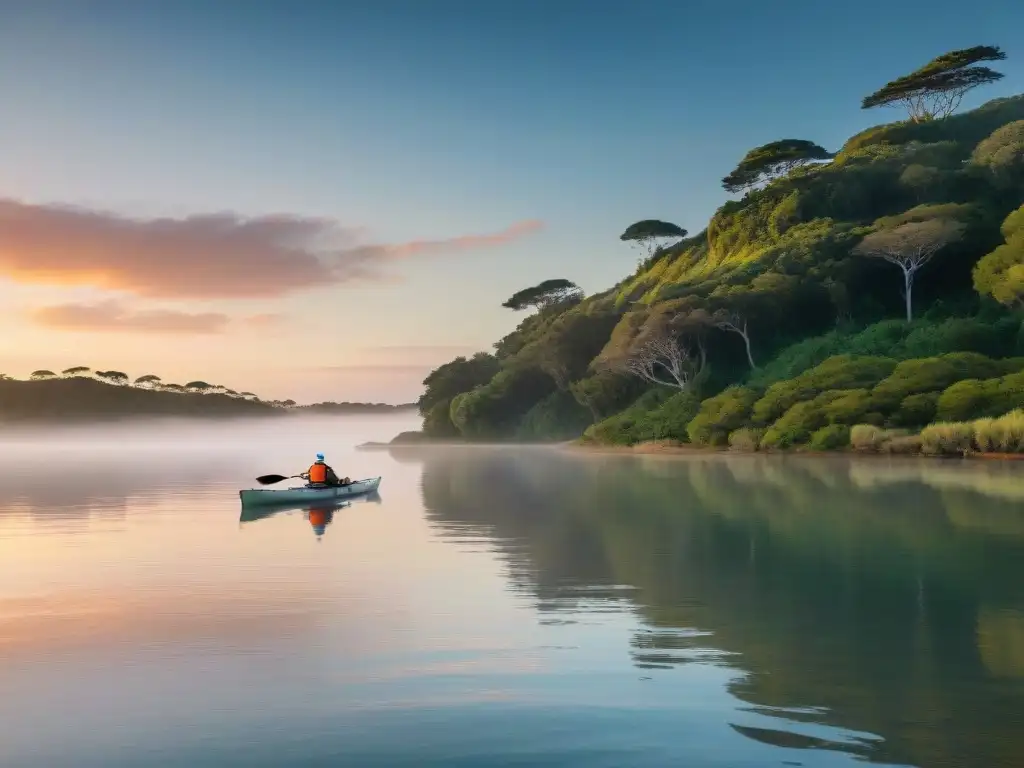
365, 435, 1024, 462
566, 439, 1024, 462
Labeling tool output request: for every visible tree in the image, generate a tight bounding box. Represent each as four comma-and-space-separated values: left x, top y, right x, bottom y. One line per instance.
853, 218, 966, 321
134, 374, 162, 387
30, 370, 56, 380
899, 164, 946, 204
721, 139, 833, 194
973, 205, 1024, 308
862, 46, 1006, 123
970, 120, 1024, 193
618, 328, 705, 390
161, 383, 185, 392
712, 309, 756, 369
419, 353, 501, 416
619, 219, 688, 262
185, 381, 212, 392
96, 371, 129, 385
239, 391, 258, 400
61, 366, 91, 377
569, 372, 640, 422
599, 309, 707, 391
281, 399, 296, 407
501, 279, 583, 311
518, 310, 619, 391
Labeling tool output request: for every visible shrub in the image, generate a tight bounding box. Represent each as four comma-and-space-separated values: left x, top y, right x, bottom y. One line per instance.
895, 317, 1020, 360
761, 402, 819, 449
920, 422, 975, 456
848, 320, 917, 355
882, 434, 924, 455
634, 391, 702, 443
751, 355, 896, 425
728, 428, 764, 452
850, 424, 892, 452
821, 388, 874, 425
808, 424, 851, 451
760, 390, 849, 449
516, 390, 593, 441
688, 386, 760, 446
936, 369, 1024, 422
871, 353, 1006, 411
581, 388, 671, 446
581, 409, 642, 446
890, 392, 939, 428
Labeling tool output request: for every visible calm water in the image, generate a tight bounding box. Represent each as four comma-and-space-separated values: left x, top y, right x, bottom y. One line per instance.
2, 416, 1024, 767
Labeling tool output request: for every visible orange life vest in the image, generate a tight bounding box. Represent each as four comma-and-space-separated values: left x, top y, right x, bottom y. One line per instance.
308, 462, 327, 483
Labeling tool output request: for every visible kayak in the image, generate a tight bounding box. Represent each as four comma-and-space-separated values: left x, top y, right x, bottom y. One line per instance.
239, 476, 382, 507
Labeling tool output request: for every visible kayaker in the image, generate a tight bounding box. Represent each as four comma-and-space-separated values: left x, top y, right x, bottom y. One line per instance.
304, 452, 341, 487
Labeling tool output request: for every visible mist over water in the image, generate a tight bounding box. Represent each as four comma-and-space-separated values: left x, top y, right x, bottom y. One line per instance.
1, 416, 1023, 767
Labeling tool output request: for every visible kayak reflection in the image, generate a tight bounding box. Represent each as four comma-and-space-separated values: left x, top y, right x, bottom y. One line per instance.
239, 491, 381, 539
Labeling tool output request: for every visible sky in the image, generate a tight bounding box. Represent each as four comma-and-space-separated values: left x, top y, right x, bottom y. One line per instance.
0, 0, 1022, 403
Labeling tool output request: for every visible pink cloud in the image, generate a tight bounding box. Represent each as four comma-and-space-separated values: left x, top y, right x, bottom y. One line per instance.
30, 300, 230, 334
0, 199, 544, 299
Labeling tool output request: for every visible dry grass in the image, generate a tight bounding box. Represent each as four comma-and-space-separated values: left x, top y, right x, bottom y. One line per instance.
920, 421, 975, 455
850, 424, 906, 452
881, 434, 924, 455
728, 428, 763, 452
919, 410, 1024, 456
973, 409, 1024, 453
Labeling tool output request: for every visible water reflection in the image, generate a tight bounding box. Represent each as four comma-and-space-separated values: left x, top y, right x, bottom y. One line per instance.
406, 446, 1024, 768
238, 493, 381, 539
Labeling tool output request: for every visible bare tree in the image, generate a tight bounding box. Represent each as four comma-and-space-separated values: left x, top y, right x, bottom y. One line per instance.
854, 219, 966, 321
619, 329, 706, 390
712, 310, 755, 369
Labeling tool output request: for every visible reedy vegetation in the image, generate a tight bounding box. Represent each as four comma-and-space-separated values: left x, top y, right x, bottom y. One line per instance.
417, 45, 1024, 453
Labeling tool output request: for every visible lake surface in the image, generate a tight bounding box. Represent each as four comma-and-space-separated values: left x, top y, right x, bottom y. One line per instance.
2, 415, 1024, 767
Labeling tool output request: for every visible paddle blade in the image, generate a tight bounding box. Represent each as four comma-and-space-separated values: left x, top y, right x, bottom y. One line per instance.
255, 473, 291, 485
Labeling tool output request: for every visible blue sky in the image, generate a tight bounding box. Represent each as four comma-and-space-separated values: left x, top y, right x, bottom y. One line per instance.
0, 0, 1021, 401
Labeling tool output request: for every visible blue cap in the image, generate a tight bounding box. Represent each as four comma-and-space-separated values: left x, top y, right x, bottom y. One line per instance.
316, 452, 325, 461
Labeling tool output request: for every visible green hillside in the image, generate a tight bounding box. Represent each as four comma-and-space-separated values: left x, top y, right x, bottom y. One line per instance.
415, 47, 1024, 455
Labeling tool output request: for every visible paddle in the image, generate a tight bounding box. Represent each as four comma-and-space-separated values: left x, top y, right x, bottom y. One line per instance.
255, 473, 302, 485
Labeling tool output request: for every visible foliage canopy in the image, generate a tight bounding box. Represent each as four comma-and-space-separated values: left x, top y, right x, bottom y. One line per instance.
502, 279, 583, 311
862, 46, 1006, 122
721, 139, 833, 193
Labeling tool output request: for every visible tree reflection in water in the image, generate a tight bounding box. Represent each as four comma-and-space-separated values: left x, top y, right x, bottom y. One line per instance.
409, 445, 1024, 768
